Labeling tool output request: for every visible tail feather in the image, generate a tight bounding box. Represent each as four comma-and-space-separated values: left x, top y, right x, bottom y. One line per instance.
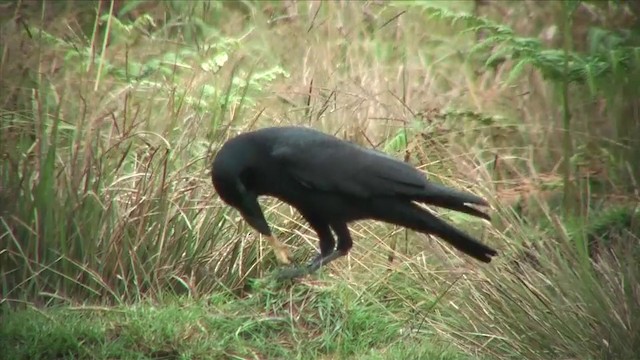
416, 182, 491, 221
374, 200, 497, 263
416, 206, 497, 262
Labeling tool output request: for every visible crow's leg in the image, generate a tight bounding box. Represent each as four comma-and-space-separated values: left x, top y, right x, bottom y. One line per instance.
306, 249, 348, 272
306, 219, 336, 268
333, 222, 353, 254
306, 222, 352, 272
274, 219, 335, 280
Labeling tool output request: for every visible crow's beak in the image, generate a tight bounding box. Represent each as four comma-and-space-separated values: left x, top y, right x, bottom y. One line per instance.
239, 199, 292, 265
240, 210, 271, 236
241, 211, 292, 264
233, 180, 272, 236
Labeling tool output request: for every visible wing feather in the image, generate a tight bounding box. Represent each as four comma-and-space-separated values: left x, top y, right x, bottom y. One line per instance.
271, 136, 427, 198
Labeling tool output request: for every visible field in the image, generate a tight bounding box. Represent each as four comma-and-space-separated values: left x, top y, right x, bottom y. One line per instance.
1, 1, 639, 359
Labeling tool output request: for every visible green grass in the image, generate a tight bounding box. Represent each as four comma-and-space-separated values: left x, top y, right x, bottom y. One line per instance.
1, 279, 466, 360
1, 0, 640, 359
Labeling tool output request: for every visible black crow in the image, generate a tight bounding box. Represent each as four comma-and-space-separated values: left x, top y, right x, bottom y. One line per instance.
211, 126, 497, 277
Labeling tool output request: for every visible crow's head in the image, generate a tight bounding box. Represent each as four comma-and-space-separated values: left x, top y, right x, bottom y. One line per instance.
211, 136, 272, 236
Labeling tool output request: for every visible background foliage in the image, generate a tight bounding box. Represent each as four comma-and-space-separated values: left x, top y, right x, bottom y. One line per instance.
1, 1, 639, 359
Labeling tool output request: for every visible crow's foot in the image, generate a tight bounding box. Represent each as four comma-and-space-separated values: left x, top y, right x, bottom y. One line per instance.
273, 250, 349, 281
307, 249, 348, 273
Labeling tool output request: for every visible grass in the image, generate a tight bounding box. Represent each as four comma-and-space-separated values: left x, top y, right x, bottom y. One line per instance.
1, 279, 465, 360
1, 0, 640, 359
428, 204, 640, 359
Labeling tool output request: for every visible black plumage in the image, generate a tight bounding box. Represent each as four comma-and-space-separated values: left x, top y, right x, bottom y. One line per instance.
211, 126, 497, 277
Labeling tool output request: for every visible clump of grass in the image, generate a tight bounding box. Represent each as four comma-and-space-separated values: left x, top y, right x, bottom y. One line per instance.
345, 124, 640, 359
423, 203, 640, 360
0, 1, 293, 305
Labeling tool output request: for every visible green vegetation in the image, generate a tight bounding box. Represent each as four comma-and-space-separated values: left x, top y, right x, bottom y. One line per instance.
1, 1, 639, 359
0, 281, 464, 359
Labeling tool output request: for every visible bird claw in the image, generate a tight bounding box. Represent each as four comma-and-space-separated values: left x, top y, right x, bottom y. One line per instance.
273, 250, 350, 281
273, 266, 309, 281
307, 250, 347, 272
309, 253, 325, 268
272, 253, 329, 281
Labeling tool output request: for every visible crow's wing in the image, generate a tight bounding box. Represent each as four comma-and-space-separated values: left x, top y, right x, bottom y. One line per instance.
271, 137, 427, 198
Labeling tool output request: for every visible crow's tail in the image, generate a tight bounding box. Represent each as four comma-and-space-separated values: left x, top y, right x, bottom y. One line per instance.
415, 182, 491, 221
417, 205, 497, 262
374, 201, 497, 263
